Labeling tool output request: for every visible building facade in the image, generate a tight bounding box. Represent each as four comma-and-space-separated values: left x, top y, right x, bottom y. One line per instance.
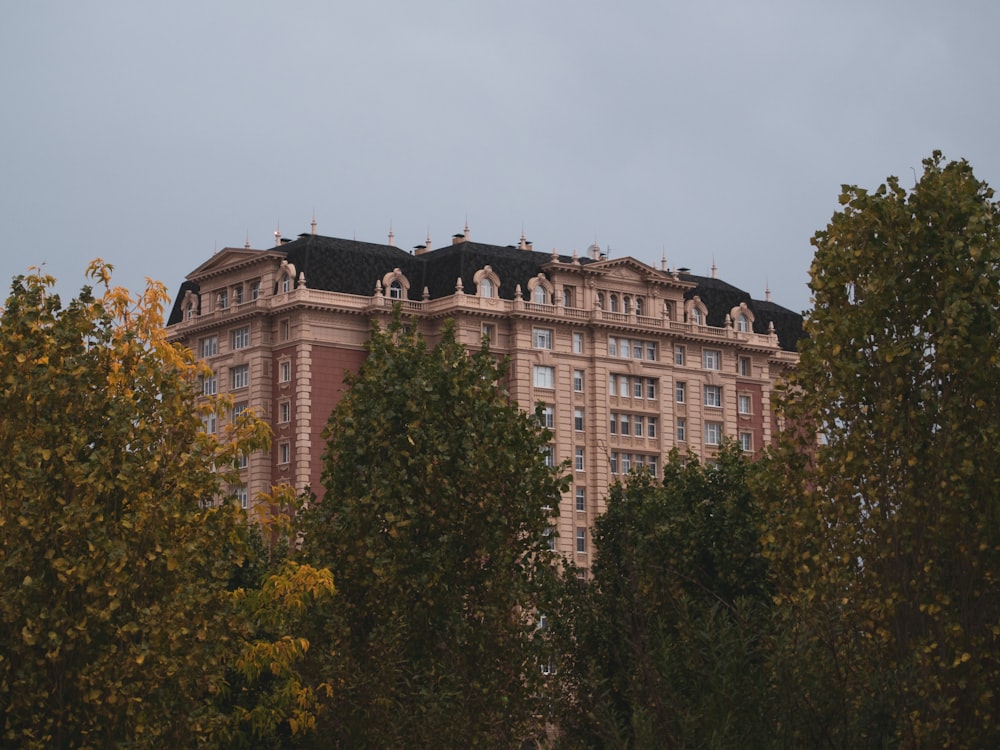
167, 225, 802, 571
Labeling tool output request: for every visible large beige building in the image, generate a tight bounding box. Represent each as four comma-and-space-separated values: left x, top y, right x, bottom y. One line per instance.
167, 224, 801, 571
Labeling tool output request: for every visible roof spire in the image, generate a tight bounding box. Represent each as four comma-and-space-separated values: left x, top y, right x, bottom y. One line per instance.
464, 216, 470, 240
426, 228, 432, 251
245, 231, 251, 250
765, 279, 772, 302
274, 224, 281, 246
311, 211, 317, 235
388, 221, 395, 247
711, 256, 717, 279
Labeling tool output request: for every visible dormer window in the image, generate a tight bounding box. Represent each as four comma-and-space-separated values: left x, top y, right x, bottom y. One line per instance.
381, 268, 411, 301
281, 274, 291, 293
737, 314, 750, 332
473, 266, 501, 299
533, 285, 547, 304
185, 301, 195, 320
389, 281, 403, 300
480, 278, 494, 298
692, 308, 703, 324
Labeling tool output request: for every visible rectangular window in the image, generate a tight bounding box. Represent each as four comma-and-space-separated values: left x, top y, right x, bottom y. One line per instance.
541, 406, 554, 429
574, 408, 584, 431
232, 326, 250, 350
620, 338, 630, 359
279, 360, 291, 383
610, 452, 619, 474
542, 445, 555, 468
533, 328, 553, 350
648, 455, 658, 477
573, 369, 584, 392
279, 401, 291, 423
703, 349, 721, 370
278, 442, 290, 464
230, 364, 249, 390
200, 336, 218, 358
234, 485, 248, 509
544, 527, 556, 551
633, 378, 643, 399
572, 331, 584, 353
280, 319, 290, 341
675, 345, 685, 365
233, 401, 248, 420
202, 411, 216, 434
621, 453, 632, 473
250, 280, 260, 300
738, 394, 752, 415
481, 323, 495, 344
740, 432, 753, 452
633, 341, 643, 359
608, 373, 616, 396
202, 373, 217, 396
739, 356, 751, 377
237, 451, 249, 470
576, 528, 587, 554
533, 365, 555, 389
608, 337, 618, 357
676, 381, 686, 403
705, 422, 722, 445
677, 418, 687, 442
576, 487, 586, 512
619, 414, 630, 436
646, 342, 657, 361
575, 447, 585, 471
634, 416, 643, 438
609, 413, 617, 434
647, 417, 657, 438
646, 378, 657, 400
705, 385, 722, 408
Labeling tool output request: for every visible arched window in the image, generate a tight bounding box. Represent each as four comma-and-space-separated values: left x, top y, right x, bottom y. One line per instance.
623, 295, 632, 314
390, 281, 404, 300
737, 314, 749, 332
563, 287, 572, 307
691, 307, 703, 324
480, 278, 494, 298
635, 297, 644, 316
610, 294, 619, 312
185, 301, 195, 320
533, 285, 547, 304
281, 274, 291, 293
596, 292, 605, 310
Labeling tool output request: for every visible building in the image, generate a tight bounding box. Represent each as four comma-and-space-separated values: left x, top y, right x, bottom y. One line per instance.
166, 224, 802, 570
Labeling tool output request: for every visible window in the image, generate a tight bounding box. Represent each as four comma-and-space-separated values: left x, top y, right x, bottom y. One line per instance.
620, 414, 630, 436
479, 278, 494, 298
202, 372, 217, 396
249, 280, 260, 300
200, 336, 218, 358
572, 331, 584, 353
185, 301, 195, 320
202, 411, 216, 434
563, 287, 573, 307
608, 337, 618, 357
646, 341, 657, 361
232, 326, 250, 350
576, 528, 587, 554
646, 378, 656, 400
740, 432, 753, 452
279, 401, 291, 423
533, 365, 555, 389
217, 289, 228, 309
542, 446, 555, 468
278, 442, 290, 464
233, 401, 249, 420
705, 385, 722, 408
691, 307, 703, 324
544, 527, 556, 551
739, 356, 751, 377
279, 360, 291, 383
621, 453, 632, 473
540, 406, 554, 429
575, 447, 585, 471
389, 281, 403, 300
634, 416, 643, 438
576, 487, 586, 512
233, 285, 244, 305
609, 413, 617, 434
703, 349, 721, 370
677, 418, 687, 442
610, 294, 619, 312
481, 323, 495, 343
573, 369, 584, 392
675, 345, 685, 365
280, 274, 291, 293
635, 298, 644, 316
609, 373, 617, 397
574, 408, 584, 431
633, 378, 643, 399
647, 417, 657, 438
737, 314, 750, 332
738, 394, 752, 415
533, 285, 547, 304
648, 455, 658, 477
237, 451, 248, 470
230, 365, 249, 390
705, 422, 722, 445
596, 292, 604, 309
234, 485, 248, 509
676, 381, 686, 403
632, 341, 643, 359
533, 328, 553, 350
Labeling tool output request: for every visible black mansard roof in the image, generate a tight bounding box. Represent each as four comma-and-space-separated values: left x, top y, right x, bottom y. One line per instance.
168, 233, 803, 352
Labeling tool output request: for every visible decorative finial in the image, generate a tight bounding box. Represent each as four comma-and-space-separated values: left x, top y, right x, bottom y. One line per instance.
455, 276, 464, 294
422, 286, 430, 301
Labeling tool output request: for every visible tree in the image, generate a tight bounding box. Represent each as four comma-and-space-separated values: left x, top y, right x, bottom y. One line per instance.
555, 446, 778, 749
767, 153, 1000, 747
300, 315, 569, 749
0, 264, 329, 748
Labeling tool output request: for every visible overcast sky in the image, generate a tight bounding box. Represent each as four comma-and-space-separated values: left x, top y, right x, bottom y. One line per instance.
2, 1, 998, 315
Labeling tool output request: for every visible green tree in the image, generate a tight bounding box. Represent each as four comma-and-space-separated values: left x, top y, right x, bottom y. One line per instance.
767, 152, 1000, 747
0, 265, 329, 748
555, 446, 778, 749
300, 315, 569, 749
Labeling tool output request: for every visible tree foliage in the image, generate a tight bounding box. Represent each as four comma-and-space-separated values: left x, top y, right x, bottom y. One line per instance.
0, 265, 328, 748
555, 447, 778, 749
300, 315, 569, 749
767, 152, 1000, 747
